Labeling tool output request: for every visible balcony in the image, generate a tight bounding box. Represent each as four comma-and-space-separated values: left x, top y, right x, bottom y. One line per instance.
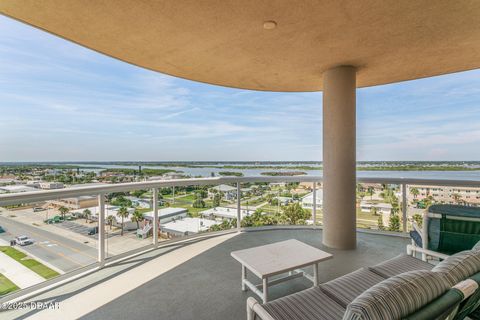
0, 176, 479, 319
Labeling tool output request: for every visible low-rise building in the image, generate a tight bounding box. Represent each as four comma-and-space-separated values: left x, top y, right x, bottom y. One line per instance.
301, 190, 323, 210
407, 185, 480, 206
162, 172, 184, 180
48, 195, 97, 210
208, 184, 237, 201
200, 206, 255, 221
161, 218, 219, 237
0, 185, 38, 193
39, 182, 64, 190
359, 201, 393, 215
144, 207, 188, 224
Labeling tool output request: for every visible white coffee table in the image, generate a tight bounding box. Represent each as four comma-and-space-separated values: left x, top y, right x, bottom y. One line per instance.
231, 239, 332, 303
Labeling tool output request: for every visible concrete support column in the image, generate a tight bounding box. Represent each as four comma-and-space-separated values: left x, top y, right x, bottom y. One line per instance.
322, 66, 357, 250
98, 193, 106, 266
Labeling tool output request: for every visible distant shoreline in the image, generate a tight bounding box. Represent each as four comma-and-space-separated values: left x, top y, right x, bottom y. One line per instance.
2, 161, 480, 172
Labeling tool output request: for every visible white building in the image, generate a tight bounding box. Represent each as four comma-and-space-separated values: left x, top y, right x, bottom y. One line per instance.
161, 218, 219, 237
200, 206, 255, 221
359, 201, 393, 215
39, 182, 64, 190
208, 184, 237, 201
144, 207, 188, 224
162, 172, 184, 180
72, 205, 137, 230
0, 185, 38, 193
301, 190, 323, 210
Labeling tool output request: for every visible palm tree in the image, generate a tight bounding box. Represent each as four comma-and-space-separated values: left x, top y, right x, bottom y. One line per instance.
116, 206, 129, 236
83, 209, 91, 223
131, 209, 145, 230
58, 206, 69, 220
106, 215, 115, 230
410, 187, 419, 200
366, 187, 374, 200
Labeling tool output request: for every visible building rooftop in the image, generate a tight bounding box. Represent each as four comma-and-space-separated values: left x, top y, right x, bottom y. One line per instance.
200, 206, 255, 219
162, 217, 219, 234
144, 207, 188, 219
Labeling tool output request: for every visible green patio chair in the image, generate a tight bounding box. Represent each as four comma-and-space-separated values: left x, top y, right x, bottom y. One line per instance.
410, 205, 480, 258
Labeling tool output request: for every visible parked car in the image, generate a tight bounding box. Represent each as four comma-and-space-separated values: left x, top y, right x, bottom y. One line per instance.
88, 226, 98, 235
33, 207, 46, 212
15, 235, 33, 246
0, 225, 5, 233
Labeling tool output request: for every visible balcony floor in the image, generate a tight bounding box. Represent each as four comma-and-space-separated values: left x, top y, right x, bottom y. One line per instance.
3, 228, 410, 320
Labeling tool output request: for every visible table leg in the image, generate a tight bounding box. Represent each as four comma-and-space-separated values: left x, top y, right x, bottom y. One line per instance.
262, 277, 268, 304
242, 265, 247, 291
313, 263, 319, 286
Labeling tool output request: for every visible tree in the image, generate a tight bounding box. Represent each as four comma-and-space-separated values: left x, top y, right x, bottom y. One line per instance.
389, 214, 401, 232
195, 190, 208, 199
111, 195, 132, 207
192, 199, 206, 208
212, 193, 222, 207
131, 189, 147, 198
410, 187, 419, 200
377, 215, 385, 231
116, 206, 129, 236
282, 203, 310, 225
131, 209, 145, 230
106, 215, 115, 230
83, 209, 91, 223
366, 187, 374, 200
58, 206, 69, 220
412, 213, 423, 228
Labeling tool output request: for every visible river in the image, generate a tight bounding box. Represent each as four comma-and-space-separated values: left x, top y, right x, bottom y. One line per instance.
69, 163, 480, 181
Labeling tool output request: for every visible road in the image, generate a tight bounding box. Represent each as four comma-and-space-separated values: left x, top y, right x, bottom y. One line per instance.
0, 215, 97, 273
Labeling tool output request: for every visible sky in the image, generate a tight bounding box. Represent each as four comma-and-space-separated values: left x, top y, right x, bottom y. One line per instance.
1, 16, 480, 162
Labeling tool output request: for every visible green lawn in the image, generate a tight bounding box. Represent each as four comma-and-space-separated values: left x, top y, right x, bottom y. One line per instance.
241, 197, 265, 206
0, 247, 60, 279
0, 273, 18, 296
135, 207, 152, 214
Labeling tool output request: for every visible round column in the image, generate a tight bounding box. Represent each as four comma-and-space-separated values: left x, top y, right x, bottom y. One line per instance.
322, 66, 357, 250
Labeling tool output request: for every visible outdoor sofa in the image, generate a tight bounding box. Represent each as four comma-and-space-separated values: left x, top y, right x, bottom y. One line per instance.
247, 241, 480, 320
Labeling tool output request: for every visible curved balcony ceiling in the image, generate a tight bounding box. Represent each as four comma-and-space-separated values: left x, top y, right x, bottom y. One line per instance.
1, 1, 479, 92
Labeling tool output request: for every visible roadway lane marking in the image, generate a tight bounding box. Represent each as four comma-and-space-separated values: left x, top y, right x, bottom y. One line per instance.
1, 218, 97, 260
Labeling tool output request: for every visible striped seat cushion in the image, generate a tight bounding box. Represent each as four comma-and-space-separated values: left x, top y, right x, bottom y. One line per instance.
473, 240, 480, 251
432, 250, 480, 286
369, 254, 433, 278
262, 287, 345, 320
343, 270, 449, 320
320, 268, 386, 308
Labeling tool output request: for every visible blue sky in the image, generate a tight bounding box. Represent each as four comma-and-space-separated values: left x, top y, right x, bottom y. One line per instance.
1, 16, 480, 162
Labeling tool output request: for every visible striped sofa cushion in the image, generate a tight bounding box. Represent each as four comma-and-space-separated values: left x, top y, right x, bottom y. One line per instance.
321, 268, 386, 308
343, 270, 449, 320
432, 250, 480, 286
369, 254, 433, 278
262, 287, 345, 320
473, 240, 480, 251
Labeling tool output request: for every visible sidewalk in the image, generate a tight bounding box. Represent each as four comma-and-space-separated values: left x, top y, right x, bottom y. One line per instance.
0, 240, 45, 289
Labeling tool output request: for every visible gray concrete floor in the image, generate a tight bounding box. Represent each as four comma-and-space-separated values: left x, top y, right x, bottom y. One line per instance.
80, 229, 409, 320
0, 229, 409, 320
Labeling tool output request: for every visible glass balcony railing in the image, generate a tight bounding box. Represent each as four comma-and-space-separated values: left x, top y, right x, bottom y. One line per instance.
1, 176, 479, 301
